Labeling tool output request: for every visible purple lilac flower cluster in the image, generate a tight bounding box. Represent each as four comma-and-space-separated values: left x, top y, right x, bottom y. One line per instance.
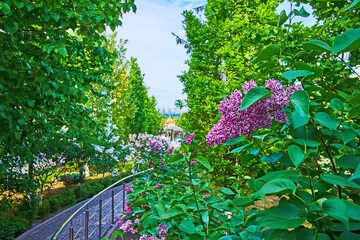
184, 132, 195, 145
139, 223, 170, 240
118, 217, 141, 235
206, 79, 303, 146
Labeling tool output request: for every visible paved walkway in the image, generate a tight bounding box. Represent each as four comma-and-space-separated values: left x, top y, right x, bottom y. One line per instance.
16, 185, 126, 240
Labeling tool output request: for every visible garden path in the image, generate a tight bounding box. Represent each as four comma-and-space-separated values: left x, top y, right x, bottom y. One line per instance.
15, 185, 126, 240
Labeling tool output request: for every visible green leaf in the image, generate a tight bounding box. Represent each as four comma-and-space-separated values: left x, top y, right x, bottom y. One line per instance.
344, 201, 360, 221
253, 178, 296, 196
336, 155, 360, 169
334, 129, 357, 144
322, 198, 349, 230
221, 187, 235, 195
291, 90, 310, 115
196, 156, 211, 171
0, 3, 11, 15
169, 154, 185, 164
59, 47, 68, 57
339, 231, 360, 240
280, 70, 314, 82
315, 233, 331, 240
130, 199, 146, 208
228, 143, 250, 154
155, 200, 165, 216
314, 112, 338, 130
261, 153, 283, 163
288, 145, 304, 167
232, 196, 253, 207
329, 98, 344, 110
257, 170, 299, 182
160, 205, 186, 220
179, 220, 195, 234
239, 87, 271, 110
321, 173, 360, 189
278, 10, 288, 26
345, 0, 360, 10
251, 45, 280, 63
291, 106, 310, 129
303, 40, 332, 53
350, 106, 360, 118
349, 163, 360, 181
289, 227, 314, 240
224, 136, 244, 146
292, 139, 320, 147
298, 6, 310, 17
350, 93, 360, 104
261, 203, 306, 229
332, 28, 360, 53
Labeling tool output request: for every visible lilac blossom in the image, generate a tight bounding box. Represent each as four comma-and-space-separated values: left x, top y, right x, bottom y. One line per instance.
184, 132, 195, 145
206, 79, 303, 146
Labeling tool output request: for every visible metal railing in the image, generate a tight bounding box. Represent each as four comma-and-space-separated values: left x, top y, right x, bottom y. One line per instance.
51, 169, 152, 240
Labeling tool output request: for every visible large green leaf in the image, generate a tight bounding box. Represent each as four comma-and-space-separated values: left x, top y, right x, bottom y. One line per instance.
345, 0, 360, 10
278, 10, 288, 26
314, 112, 338, 130
239, 87, 272, 110
303, 40, 332, 53
221, 187, 236, 195
224, 136, 244, 146
292, 139, 320, 147
316, 233, 331, 240
349, 163, 360, 182
291, 90, 309, 115
280, 70, 314, 82
130, 199, 146, 208
169, 154, 185, 164
196, 156, 212, 171
336, 155, 360, 169
179, 220, 195, 234
257, 170, 299, 182
339, 231, 360, 240
292, 106, 310, 129
329, 98, 344, 110
334, 129, 357, 144
253, 178, 296, 196
232, 196, 254, 207
251, 45, 280, 63
160, 205, 186, 220
344, 200, 360, 221
322, 198, 349, 230
228, 143, 251, 154
288, 145, 304, 167
332, 28, 360, 53
261, 203, 306, 229
321, 173, 360, 189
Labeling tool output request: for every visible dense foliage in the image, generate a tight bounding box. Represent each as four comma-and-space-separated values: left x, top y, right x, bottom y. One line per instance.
175, 0, 360, 185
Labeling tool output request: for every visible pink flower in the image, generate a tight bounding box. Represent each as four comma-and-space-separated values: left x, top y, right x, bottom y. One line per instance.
190, 160, 197, 165
202, 194, 209, 198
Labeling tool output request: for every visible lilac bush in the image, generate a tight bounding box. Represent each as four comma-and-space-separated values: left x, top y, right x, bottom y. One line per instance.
206, 79, 303, 146
126, 133, 174, 172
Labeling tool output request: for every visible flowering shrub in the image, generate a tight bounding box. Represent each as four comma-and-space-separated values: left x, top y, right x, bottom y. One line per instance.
126, 133, 174, 172
206, 79, 302, 146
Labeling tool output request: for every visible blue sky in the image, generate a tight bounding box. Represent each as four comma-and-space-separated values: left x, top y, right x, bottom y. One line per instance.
116, 0, 207, 109
116, 0, 314, 109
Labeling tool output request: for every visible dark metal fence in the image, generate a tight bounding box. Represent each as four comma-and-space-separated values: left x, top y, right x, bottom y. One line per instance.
51, 169, 152, 240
